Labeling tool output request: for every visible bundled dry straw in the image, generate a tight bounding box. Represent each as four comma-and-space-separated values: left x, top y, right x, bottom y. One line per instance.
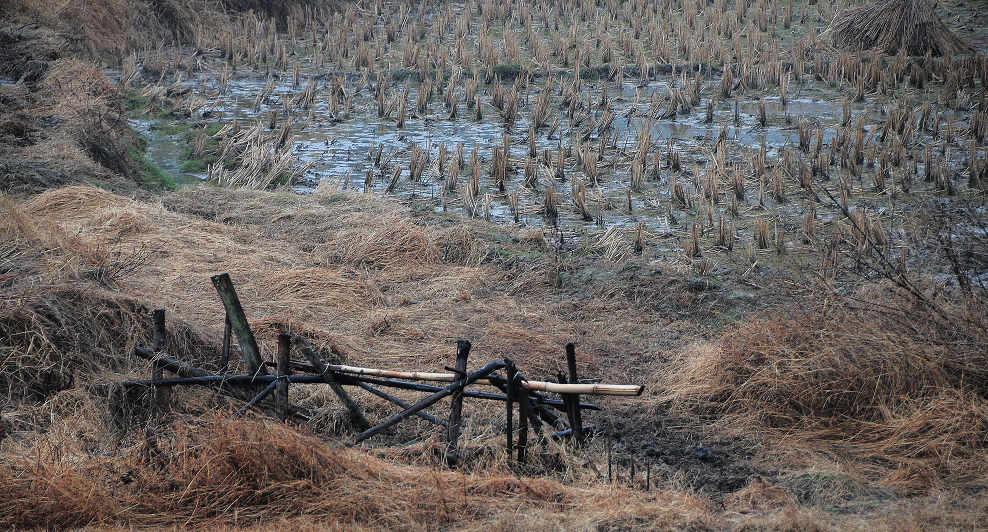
828, 0, 973, 56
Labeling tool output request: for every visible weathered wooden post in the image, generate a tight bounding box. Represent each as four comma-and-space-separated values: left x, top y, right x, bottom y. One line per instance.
210, 273, 266, 376
151, 309, 169, 407
504, 359, 516, 457
607, 430, 613, 482
445, 340, 471, 466
565, 343, 584, 444
219, 313, 232, 373
276, 332, 291, 421
515, 374, 529, 464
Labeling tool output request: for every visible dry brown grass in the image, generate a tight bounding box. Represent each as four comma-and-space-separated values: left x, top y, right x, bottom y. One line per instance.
4, 184, 988, 529
5, 185, 591, 376
661, 286, 988, 491
0, 414, 719, 529
4, 0, 254, 58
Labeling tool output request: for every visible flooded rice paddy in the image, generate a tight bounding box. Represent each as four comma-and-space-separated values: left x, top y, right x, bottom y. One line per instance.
119, 0, 987, 269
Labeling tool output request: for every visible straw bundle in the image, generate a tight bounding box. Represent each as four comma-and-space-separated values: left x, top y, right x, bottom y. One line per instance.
829, 0, 972, 56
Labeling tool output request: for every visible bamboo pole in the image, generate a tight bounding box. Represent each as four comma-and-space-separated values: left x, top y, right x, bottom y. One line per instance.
349, 374, 601, 410
135, 346, 210, 378
445, 340, 471, 466
210, 273, 267, 376
354, 360, 506, 444
325, 363, 643, 396
326, 364, 467, 382
344, 375, 509, 402
121, 375, 329, 386
521, 381, 644, 396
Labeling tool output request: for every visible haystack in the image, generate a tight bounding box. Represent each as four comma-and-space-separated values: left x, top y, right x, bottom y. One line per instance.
829, 0, 973, 56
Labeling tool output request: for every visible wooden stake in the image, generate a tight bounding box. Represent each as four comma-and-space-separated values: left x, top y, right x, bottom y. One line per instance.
445, 340, 471, 466
219, 313, 232, 373
516, 374, 529, 464
565, 343, 585, 444
276, 332, 291, 421
505, 360, 516, 456
210, 273, 266, 376
151, 309, 170, 407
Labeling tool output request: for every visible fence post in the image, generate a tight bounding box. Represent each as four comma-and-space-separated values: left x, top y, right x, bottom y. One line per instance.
151, 309, 169, 408
445, 340, 471, 466
276, 332, 291, 421
219, 313, 232, 373
565, 343, 584, 444
504, 359, 516, 457
515, 374, 529, 464
210, 273, 267, 376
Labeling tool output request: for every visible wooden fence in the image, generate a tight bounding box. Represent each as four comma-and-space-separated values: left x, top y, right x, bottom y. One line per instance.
122, 272, 644, 466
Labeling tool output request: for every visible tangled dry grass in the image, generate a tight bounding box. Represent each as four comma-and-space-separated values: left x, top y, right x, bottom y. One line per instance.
3, 183, 988, 529
662, 285, 988, 491
0, 414, 720, 530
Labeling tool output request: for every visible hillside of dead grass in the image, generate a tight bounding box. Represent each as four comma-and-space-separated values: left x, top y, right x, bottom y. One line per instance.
1, 0, 986, 528
3, 185, 987, 529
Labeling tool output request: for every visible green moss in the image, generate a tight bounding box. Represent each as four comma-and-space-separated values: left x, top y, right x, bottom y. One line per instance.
124, 92, 150, 114
123, 90, 173, 119
175, 122, 231, 175
127, 142, 177, 191
152, 121, 191, 136
179, 159, 208, 173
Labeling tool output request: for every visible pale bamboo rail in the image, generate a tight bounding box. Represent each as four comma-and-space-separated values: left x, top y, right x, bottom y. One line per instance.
326, 364, 643, 396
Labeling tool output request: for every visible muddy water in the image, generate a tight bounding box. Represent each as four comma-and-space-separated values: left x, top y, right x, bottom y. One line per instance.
129, 36, 986, 264
136, 61, 867, 238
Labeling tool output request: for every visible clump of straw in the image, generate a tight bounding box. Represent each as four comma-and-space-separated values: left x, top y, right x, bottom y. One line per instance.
828, 0, 972, 56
